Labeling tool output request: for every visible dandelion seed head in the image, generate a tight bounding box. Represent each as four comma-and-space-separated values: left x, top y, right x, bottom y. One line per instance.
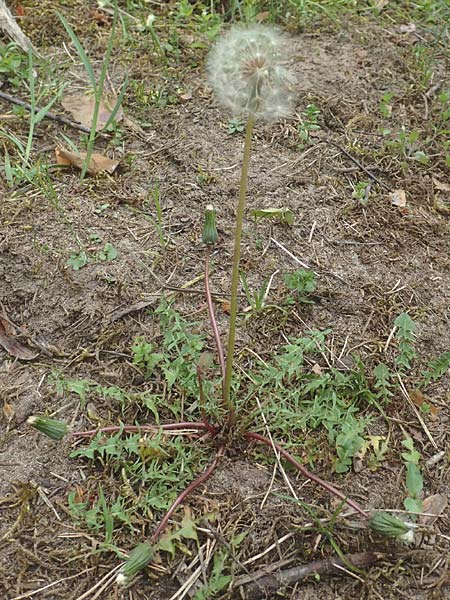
207, 24, 296, 122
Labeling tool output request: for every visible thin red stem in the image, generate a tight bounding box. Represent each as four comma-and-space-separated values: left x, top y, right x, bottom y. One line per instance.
72, 422, 217, 438
151, 446, 225, 543
245, 432, 369, 519
205, 248, 226, 380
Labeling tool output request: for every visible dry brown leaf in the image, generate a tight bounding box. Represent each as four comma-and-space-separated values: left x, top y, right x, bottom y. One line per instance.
311, 363, 323, 375
55, 147, 119, 176
0, 316, 38, 360
3, 402, 14, 421
61, 92, 123, 132
419, 494, 448, 526
123, 115, 147, 136
432, 177, 450, 192
73, 484, 85, 504
178, 91, 192, 102
221, 301, 231, 314
398, 23, 416, 34
433, 195, 450, 215
409, 389, 439, 421
390, 189, 407, 207
91, 9, 112, 26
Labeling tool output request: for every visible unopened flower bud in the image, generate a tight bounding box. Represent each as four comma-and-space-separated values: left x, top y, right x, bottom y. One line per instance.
369, 511, 416, 544
116, 543, 154, 586
27, 415, 69, 440
202, 204, 218, 245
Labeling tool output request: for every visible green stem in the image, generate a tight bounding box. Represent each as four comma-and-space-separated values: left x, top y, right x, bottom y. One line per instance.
223, 115, 255, 426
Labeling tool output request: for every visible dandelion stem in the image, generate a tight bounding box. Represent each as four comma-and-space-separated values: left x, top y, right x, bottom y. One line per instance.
205, 247, 226, 380
223, 114, 255, 426
151, 446, 225, 543
245, 431, 369, 518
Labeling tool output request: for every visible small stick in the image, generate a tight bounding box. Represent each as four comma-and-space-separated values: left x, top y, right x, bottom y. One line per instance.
270, 237, 313, 271
0, 90, 107, 136
326, 139, 390, 191
245, 431, 369, 518
151, 446, 225, 543
236, 551, 380, 598
205, 247, 226, 380
72, 422, 216, 438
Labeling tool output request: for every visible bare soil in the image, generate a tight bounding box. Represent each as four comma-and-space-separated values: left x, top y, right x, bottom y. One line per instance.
1, 2, 449, 599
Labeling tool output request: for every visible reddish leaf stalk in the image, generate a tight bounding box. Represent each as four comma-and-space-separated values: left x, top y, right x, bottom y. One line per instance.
205, 247, 226, 380
151, 446, 225, 543
72, 422, 217, 438
245, 432, 369, 519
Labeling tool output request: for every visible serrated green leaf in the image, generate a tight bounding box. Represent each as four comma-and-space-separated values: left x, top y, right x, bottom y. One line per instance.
158, 534, 176, 557
178, 510, 198, 542
406, 462, 423, 497
422, 351, 450, 385
67, 251, 89, 270
401, 437, 421, 464
394, 313, 416, 334
98, 242, 118, 261
230, 530, 248, 547
404, 496, 423, 514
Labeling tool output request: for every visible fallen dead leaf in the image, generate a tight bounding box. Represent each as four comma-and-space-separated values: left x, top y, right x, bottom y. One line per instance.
419, 494, 448, 526
178, 90, 192, 102
409, 389, 439, 421
3, 402, 14, 421
390, 189, 407, 208
221, 301, 231, 314
61, 91, 123, 132
55, 147, 119, 176
398, 23, 416, 34
433, 195, 450, 216
432, 177, 450, 192
91, 9, 111, 26
311, 363, 323, 375
0, 315, 38, 360
375, 0, 390, 9
73, 484, 85, 504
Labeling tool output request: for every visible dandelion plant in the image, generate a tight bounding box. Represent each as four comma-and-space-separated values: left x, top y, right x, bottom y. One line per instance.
207, 25, 295, 423
28, 24, 410, 590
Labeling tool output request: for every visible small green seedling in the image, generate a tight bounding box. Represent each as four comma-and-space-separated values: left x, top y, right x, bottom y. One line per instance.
284, 269, 317, 304
379, 92, 394, 118
145, 181, 168, 248
422, 351, 450, 386
352, 180, 371, 206
228, 117, 245, 134
0, 42, 28, 89
67, 251, 89, 271
297, 103, 321, 147
394, 313, 417, 371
